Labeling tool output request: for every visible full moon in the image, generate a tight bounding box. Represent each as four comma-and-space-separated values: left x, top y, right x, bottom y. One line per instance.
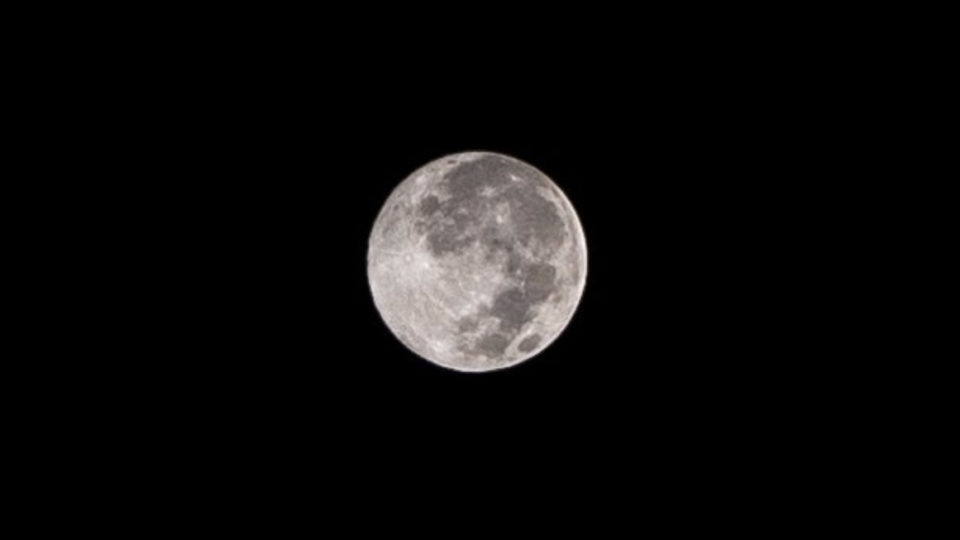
367, 152, 587, 372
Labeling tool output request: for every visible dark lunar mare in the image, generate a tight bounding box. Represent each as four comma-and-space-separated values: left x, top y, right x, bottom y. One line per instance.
414, 155, 567, 360
517, 334, 542, 353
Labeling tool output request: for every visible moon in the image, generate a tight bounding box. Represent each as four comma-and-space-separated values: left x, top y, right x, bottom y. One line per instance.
367, 151, 587, 372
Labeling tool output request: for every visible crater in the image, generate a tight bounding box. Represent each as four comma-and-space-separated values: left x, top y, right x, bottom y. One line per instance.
522, 262, 557, 303
418, 194, 440, 215
427, 222, 474, 256
420, 202, 481, 258
491, 287, 531, 333
518, 334, 541, 353
505, 253, 523, 276
444, 155, 513, 200
505, 186, 566, 251
480, 226, 515, 254
458, 317, 479, 333
476, 332, 510, 357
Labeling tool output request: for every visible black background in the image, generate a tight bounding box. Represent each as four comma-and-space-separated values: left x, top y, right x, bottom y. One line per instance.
149, 61, 821, 456
79, 13, 863, 503
18, 6, 912, 527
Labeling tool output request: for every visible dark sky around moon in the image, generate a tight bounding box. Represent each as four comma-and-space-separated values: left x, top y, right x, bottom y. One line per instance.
128, 31, 837, 484
161, 86, 815, 418
65, 19, 874, 515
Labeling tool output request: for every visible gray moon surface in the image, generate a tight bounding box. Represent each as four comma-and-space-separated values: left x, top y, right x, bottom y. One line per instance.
367, 152, 587, 372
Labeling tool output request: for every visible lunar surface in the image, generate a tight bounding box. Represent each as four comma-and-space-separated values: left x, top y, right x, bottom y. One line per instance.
367, 152, 587, 372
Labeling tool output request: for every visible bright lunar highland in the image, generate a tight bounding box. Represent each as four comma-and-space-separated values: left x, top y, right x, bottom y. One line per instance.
367, 152, 587, 372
